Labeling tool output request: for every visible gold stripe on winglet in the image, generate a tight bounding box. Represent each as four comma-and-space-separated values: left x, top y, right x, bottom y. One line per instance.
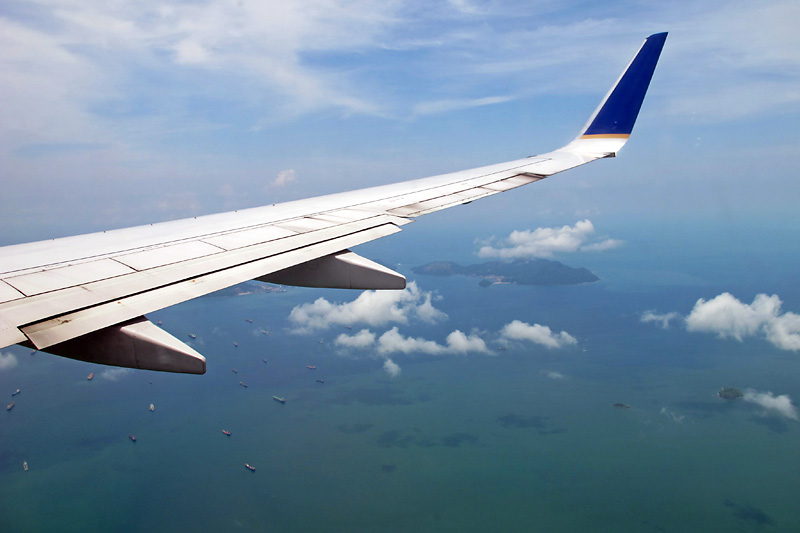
579, 133, 631, 139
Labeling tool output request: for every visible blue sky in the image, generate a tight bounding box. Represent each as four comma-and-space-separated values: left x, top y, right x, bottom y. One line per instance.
1, 0, 799, 244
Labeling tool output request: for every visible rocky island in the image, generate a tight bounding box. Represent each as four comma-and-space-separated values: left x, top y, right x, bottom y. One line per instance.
412, 258, 599, 286
718, 387, 743, 400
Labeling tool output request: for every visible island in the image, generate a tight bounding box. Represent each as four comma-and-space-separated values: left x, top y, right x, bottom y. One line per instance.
211, 281, 287, 297
411, 258, 599, 286
718, 387, 743, 400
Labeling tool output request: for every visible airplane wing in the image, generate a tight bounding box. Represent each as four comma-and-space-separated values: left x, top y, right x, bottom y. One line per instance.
0, 32, 667, 374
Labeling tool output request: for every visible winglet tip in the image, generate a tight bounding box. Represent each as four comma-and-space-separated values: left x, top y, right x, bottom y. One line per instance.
577, 31, 668, 142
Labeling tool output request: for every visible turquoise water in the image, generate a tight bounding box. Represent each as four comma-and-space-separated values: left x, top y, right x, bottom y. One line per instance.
2, 223, 800, 532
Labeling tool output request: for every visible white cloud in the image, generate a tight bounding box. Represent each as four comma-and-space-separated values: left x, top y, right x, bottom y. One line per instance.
645, 292, 800, 352
743, 389, 799, 421
376, 327, 490, 355
477, 220, 622, 259
100, 367, 133, 381
499, 320, 577, 349
0, 351, 18, 371
686, 293, 780, 341
288, 281, 446, 333
272, 169, 296, 187
581, 238, 624, 252
764, 312, 800, 351
383, 358, 401, 378
641, 310, 681, 329
444, 330, 489, 354
334, 329, 376, 349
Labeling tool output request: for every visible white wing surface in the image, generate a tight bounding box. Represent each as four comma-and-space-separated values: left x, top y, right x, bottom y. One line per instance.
0, 33, 667, 374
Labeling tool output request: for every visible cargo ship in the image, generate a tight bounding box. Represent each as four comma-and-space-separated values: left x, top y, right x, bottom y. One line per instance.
273, 396, 286, 404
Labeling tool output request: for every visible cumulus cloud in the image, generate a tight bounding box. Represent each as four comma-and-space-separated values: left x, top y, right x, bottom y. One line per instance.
764, 312, 800, 351
288, 281, 447, 333
743, 389, 799, 420
643, 292, 800, 352
499, 320, 577, 349
0, 351, 19, 371
272, 169, 296, 187
477, 220, 622, 259
334, 329, 376, 349
685, 293, 800, 350
376, 327, 490, 355
641, 310, 681, 329
686, 293, 780, 341
383, 358, 401, 378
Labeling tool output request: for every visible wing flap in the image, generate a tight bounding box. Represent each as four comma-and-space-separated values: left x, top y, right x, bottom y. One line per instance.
0, 281, 24, 304
202, 225, 298, 250
5, 259, 136, 297
2, 214, 407, 331
116, 240, 225, 271
21, 222, 403, 349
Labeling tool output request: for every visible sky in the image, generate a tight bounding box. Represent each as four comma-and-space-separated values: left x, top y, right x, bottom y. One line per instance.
2, 0, 800, 365
1, 0, 799, 246
3, 4, 800, 528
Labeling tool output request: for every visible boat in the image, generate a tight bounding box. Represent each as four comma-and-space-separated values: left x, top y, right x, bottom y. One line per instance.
233, 341, 238, 347
273, 396, 286, 404
239, 381, 248, 388
129, 434, 137, 442
87, 373, 94, 380
23, 461, 28, 472
306, 365, 316, 370
222, 430, 231, 436
189, 333, 196, 339
245, 463, 256, 472
262, 358, 267, 364
613, 403, 631, 409
316, 379, 325, 384
12, 389, 20, 396
232, 368, 238, 373
149, 404, 155, 412
245, 319, 253, 323
6, 402, 14, 411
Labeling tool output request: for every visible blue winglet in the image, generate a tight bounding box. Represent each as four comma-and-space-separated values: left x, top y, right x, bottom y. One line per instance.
580, 32, 667, 139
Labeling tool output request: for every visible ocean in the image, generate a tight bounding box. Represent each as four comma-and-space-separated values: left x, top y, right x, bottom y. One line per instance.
2, 220, 799, 532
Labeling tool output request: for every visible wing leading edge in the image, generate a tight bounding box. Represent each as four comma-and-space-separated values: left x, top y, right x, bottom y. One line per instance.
0, 33, 667, 374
